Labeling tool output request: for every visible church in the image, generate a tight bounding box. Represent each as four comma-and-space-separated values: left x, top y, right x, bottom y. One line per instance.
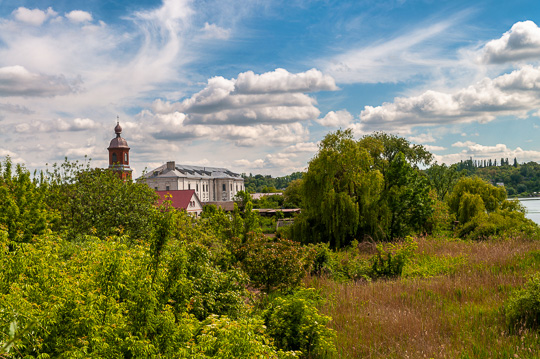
107, 120, 244, 212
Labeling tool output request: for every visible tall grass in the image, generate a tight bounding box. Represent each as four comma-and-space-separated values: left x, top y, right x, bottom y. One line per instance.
307, 236, 540, 358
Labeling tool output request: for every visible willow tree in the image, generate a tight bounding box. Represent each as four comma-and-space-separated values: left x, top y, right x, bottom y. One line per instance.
293, 129, 383, 248
293, 130, 434, 247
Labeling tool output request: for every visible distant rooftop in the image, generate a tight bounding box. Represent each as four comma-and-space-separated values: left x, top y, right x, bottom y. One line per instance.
143, 161, 242, 180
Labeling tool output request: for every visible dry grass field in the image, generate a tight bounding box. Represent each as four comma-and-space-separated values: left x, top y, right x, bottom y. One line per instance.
307, 236, 540, 358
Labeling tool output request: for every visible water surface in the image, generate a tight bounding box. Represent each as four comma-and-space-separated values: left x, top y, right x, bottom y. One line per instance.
518, 198, 540, 225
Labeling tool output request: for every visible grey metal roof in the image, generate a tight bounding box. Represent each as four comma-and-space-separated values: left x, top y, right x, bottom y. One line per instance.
143, 163, 242, 180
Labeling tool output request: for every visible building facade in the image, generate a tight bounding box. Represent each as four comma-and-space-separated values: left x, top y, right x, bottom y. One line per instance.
142, 161, 244, 203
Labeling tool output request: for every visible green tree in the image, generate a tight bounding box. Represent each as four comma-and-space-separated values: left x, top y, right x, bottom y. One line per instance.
46, 167, 158, 240
293, 130, 433, 247
0, 157, 50, 244
297, 129, 382, 247
283, 179, 303, 208
426, 163, 463, 200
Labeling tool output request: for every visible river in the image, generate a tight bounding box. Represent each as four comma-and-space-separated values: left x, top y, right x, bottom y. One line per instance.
518, 198, 540, 225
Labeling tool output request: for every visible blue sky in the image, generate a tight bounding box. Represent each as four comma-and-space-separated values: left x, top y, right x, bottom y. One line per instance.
2, 0, 540, 176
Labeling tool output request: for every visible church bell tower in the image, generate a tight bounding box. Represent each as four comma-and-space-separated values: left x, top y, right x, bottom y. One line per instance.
107, 117, 132, 180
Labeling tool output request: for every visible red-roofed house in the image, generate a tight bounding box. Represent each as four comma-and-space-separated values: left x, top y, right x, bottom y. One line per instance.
156, 190, 203, 215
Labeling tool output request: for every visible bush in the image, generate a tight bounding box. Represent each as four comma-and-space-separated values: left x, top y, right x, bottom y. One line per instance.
263, 289, 336, 358
371, 236, 417, 279
238, 236, 306, 293
304, 243, 333, 276
505, 273, 540, 333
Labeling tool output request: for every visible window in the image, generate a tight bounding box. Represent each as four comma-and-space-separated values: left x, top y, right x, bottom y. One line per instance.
112, 153, 117, 163
188, 183, 191, 190
196, 184, 199, 192
222, 184, 226, 191
166, 186, 170, 191
124, 153, 128, 162
154, 187, 158, 190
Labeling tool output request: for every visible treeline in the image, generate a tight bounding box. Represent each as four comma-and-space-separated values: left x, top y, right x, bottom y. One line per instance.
457, 159, 540, 196
242, 172, 303, 193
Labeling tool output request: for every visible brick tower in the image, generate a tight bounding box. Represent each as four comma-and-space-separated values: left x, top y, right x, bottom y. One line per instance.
107, 117, 132, 180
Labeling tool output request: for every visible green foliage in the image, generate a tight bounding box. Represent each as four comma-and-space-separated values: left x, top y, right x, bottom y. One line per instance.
238, 236, 306, 293
283, 179, 303, 208
44, 162, 158, 240
505, 273, 540, 333
426, 163, 463, 201
243, 172, 303, 193
304, 243, 333, 276
371, 236, 418, 279
191, 315, 298, 358
263, 289, 336, 358
403, 253, 467, 278
425, 190, 454, 234
456, 159, 540, 197
294, 130, 433, 247
446, 177, 538, 239
0, 157, 50, 243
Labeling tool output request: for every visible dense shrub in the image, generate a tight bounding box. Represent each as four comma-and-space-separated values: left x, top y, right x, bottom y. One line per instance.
263, 289, 336, 358
371, 236, 417, 279
238, 236, 306, 293
505, 273, 540, 333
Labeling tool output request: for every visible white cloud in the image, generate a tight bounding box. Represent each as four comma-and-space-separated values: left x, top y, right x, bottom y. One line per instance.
146, 69, 334, 130
316, 110, 353, 127
12, 7, 56, 26
201, 22, 230, 39
424, 145, 446, 151
0, 65, 78, 97
435, 142, 540, 165
235, 68, 337, 94
283, 142, 319, 153
234, 158, 265, 168
65, 10, 93, 23
408, 133, 435, 143
141, 109, 310, 147
452, 140, 476, 147
13, 118, 99, 133
479, 21, 540, 64
354, 65, 540, 134
0, 103, 33, 114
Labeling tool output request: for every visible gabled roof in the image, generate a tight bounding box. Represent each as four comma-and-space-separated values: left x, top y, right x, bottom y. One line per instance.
156, 190, 200, 210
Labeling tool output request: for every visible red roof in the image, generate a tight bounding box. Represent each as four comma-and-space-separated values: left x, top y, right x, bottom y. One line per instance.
156, 190, 197, 210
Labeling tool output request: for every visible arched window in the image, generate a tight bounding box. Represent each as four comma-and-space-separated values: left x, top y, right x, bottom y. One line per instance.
112, 153, 117, 163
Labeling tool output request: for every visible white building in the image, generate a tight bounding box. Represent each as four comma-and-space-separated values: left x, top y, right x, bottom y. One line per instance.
142, 161, 245, 202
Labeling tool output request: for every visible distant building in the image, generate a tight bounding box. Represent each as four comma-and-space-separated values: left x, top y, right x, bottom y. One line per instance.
142, 161, 245, 203
156, 190, 203, 215
107, 120, 132, 180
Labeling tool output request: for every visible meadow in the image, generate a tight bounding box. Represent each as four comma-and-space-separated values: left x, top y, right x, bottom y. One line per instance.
308, 236, 540, 358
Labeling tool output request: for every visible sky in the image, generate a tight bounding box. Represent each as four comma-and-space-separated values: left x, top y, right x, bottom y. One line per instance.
2, 0, 540, 177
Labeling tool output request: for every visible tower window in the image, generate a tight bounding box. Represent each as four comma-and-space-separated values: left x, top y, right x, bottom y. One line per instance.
222, 184, 226, 191
112, 153, 117, 163
124, 153, 128, 162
